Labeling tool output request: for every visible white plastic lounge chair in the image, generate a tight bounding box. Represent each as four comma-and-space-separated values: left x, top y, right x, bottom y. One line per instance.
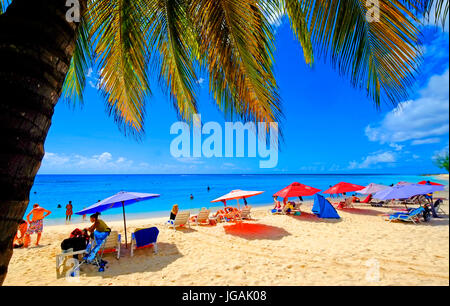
168, 211, 191, 230
131, 227, 159, 257
193, 208, 211, 225
241, 205, 252, 219
102, 231, 121, 259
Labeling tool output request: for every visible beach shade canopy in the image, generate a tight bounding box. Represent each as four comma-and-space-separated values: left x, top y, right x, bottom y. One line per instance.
273, 182, 321, 199
75, 191, 160, 247
373, 184, 444, 200
211, 190, 264, 205
358, 183, 390, 195
312, 194, 340, 219
417, 180, 445, 186
323, 182, 365, 194
396, 181, 413, 186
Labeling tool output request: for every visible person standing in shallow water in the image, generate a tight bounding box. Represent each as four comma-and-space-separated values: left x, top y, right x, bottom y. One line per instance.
65, 201, 73, 223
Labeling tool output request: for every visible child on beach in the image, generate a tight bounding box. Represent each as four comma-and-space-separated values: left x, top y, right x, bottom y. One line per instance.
25, 204, 51, 247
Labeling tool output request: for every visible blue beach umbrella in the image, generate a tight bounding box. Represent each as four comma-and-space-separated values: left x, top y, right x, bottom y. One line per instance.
373, 184, 444, 201
75, 191, 160, 247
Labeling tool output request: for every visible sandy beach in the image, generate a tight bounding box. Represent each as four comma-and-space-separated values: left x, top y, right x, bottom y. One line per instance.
4, 187, 449, 286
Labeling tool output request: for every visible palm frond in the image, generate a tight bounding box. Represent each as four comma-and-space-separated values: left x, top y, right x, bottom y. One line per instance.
190, 0, 282, 127
89, 0, 151, 136
284, 0, 314, 65
299, 0, 423, 107
146, 0, 199, 123
0, 0, 10, 14
62, 10, 94, 105
427, 0, 449, 28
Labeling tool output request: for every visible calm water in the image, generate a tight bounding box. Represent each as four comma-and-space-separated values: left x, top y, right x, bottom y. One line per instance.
27, 174, 447, 224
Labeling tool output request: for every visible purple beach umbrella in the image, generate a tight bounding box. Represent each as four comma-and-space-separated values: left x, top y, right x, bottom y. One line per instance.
373, 184, 444, 201
75, 191, 160, 247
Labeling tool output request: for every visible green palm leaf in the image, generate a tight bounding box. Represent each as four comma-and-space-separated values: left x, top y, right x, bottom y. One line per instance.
146, 0, 199, 123
190, 0, 282, 127
62, 9, 94, 105
89, 0, 151, 136
298, 0, 427, 106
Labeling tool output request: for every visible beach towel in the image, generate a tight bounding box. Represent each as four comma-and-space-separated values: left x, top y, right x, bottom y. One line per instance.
312, 194, 340, 219
134, 227, 159, 248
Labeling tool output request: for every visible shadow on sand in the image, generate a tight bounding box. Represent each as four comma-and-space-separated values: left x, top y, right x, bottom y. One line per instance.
61, 242, 183, 279
223, 222, 290, 240
289, 211, 342, 223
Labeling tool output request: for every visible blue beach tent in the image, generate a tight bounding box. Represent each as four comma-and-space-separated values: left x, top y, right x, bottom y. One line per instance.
312, 194, 340, 219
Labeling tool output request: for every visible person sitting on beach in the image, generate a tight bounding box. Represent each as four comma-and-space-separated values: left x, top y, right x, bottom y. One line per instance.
86, 212, 111, 236
13, 220, 29, 248
272, 197, 282, 213
65, 201, 73, 223
352, 195, 360, 203
170, 204, 179, 221
84, 213, 111, 262
25, 204, 51, 247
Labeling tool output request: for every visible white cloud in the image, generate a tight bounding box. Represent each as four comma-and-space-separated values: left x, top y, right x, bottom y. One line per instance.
411, 138, 441, 145
42, 152, 133, 172
349, 151, 397, 169
365, 69, 449, 145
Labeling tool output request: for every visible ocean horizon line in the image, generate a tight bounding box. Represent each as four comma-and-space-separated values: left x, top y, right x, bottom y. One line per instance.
35, 173, 446, 176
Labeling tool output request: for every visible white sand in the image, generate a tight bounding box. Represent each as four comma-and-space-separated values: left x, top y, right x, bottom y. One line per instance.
4, 191, 449, 286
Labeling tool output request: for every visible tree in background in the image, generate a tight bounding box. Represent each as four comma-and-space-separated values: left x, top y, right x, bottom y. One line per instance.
434, 150, 449, 173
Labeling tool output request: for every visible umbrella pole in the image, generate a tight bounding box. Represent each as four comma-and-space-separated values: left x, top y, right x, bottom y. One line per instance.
122, 201, 128, 248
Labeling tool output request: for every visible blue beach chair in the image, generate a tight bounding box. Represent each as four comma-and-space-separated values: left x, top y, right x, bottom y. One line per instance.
388, 207, 425, 224
131, 227, 159, 257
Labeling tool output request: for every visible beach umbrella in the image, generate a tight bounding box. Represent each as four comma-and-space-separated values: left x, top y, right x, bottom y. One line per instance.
323, 182, 365, 194
373, 184, 444, 201
211, 190, 264, 208
417, 180, 445, 186
75, 191, 160, 247
396, 181, 413, 186
273, 182, 321, 200
358, 183, 389, 195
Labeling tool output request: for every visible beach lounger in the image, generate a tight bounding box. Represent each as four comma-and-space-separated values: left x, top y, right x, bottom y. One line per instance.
360, 194, 372, 204
131, 227, 159, 257
240, 206, 252, 220
102, 230, 121, 259
336, 198, 354, 209
168, 211, 191, 230
388, 207, 424, 224
191, 208, 211, 225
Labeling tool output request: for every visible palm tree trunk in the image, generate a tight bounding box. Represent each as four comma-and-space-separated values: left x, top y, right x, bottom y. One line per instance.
0, 0, 86, 285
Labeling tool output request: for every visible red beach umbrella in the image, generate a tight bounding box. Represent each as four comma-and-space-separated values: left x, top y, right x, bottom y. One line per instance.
273, 182, 321, 199
323, 182, 365, 194
417, 180, 444, 186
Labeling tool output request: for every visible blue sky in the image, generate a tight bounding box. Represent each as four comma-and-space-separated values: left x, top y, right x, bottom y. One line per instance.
40, 20, 449, 175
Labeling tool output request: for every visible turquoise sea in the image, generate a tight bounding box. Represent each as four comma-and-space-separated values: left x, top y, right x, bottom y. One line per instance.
27, 174, 448, 224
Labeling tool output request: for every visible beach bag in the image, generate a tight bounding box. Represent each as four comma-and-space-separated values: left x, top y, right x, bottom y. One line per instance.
61, 237, 88, 252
